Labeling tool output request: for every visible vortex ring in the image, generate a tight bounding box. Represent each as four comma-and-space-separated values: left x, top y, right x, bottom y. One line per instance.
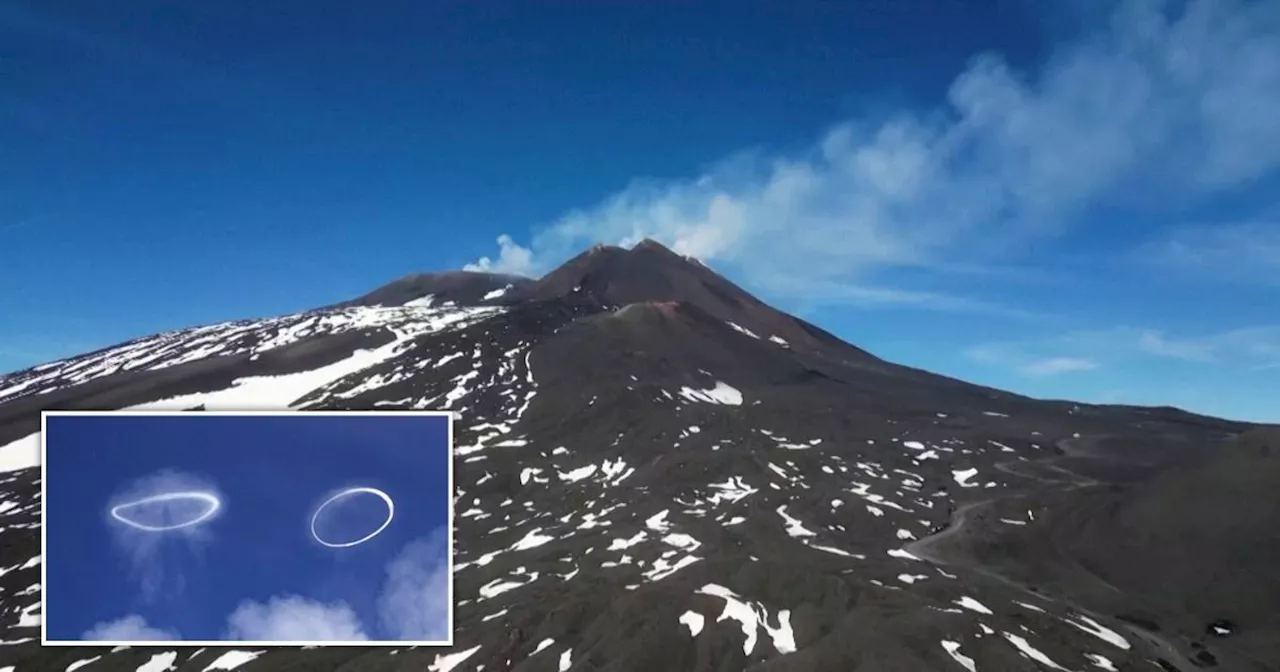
309, 487, 395, 548
109, 491, 222, 532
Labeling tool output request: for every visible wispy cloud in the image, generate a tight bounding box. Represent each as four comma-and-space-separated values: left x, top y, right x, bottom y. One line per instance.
0, 215, 47, 236
1020, 357, 1099, 376
1136, 326, 1280, 368
467, 0, 1280, 311
968, 324, 1280, 374
744, 272, 1047, 318
964, 345, 1100, 378
1144, 219, 1280, 285
376, 528, 451, 641
82, 615, 181, 641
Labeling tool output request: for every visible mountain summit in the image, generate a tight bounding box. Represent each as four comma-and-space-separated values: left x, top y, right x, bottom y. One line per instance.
507, 239, 878, 366
0, 242, 1273, 672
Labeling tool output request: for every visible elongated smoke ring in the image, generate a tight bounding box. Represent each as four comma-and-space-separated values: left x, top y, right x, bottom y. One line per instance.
310, 486, 395, 548
109, 491, 222, 532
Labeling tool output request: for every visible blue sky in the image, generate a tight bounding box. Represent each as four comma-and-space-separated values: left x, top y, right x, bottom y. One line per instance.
43, 413, 451, 643
2, 0, 1277, 422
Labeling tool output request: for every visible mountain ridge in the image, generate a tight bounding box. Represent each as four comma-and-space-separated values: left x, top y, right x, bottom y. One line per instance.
0, 239, 1273, 672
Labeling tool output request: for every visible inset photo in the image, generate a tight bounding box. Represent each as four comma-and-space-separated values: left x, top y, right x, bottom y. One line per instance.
41, 410, 453, 647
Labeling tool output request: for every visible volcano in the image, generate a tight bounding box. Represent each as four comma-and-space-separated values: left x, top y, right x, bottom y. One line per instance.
0, 240, 1275, 672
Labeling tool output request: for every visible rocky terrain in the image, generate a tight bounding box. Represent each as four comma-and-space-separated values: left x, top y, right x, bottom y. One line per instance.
0, 240, 1274, 672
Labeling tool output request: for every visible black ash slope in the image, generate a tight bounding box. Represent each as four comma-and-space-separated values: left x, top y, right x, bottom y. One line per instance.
331, 270, 534, 309
0, 241, 1272, 672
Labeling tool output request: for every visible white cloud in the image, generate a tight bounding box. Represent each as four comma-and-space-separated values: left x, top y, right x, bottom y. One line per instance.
467, 0, 1280, 307
1146, 219, 1280, 285
223, 531, 450, 643
1136, 326, 1280, 367
376, 528, 451, 641
1135, 330, 1217, 362
82, 614, 180, 641
965, 345, 1101, 377
1019, 357, 1099, 376
756, 272, 1047, 316
86, 529, 454, 644
969, 324, 1280, 374
224, 595, 369, 642
463, 234, 536, 276
220, 531, 449, 643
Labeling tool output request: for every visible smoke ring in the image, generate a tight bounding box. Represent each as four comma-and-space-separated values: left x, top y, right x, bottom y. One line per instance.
310, 487, 395, 548
109, 491, 222, 532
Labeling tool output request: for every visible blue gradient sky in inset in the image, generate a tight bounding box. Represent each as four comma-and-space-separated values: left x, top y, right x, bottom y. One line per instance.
43, 412, 451, 642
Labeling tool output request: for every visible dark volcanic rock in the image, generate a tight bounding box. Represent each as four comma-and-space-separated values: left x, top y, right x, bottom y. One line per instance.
333, 270, 533, 308
1061, 428, 1280, 667
507, 239, 882, 367
0, 240, 1272, 672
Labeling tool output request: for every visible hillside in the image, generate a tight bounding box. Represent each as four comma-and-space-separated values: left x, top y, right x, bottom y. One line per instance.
0, 240, 1269, 672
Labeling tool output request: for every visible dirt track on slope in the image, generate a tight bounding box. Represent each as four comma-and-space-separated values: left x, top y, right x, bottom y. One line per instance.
904, 435, 1208, 672
905, 436, 1099, 563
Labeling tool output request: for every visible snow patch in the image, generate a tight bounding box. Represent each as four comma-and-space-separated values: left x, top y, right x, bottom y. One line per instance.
482, 284, 513, 300
429, 645, 483, 672
1062, 614, 1131, 650
952, 468, 979, 487
776, 505, 816, 538
137, 652, 179, 672
1001, 632, 1069, 671
202, 651, 267, 671
679, 611, 705, 637
941, 640, 977, 672
678, 382, 743, 406
955, 596, 993, 615
696, 584, 795, 655
66, 657, 102, 672
0, 433, 39, 474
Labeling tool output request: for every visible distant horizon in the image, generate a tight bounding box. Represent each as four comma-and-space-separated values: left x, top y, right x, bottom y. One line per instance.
3, 0, 1277, 422
1, 244, 1271, 427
